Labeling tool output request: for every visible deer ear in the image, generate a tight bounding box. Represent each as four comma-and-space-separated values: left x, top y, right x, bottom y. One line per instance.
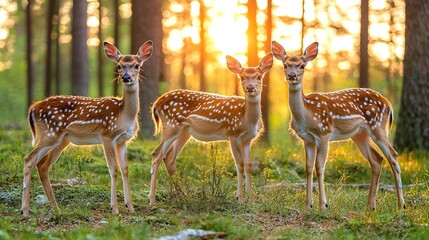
226, 55, 242, 74
271, 41, 287, 61
303, 42, 319, 61
259, 53, 273, 73
104, 42, 122, 62
137, 40, 153, 62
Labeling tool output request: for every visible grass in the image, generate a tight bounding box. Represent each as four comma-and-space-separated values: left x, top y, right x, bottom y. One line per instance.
0, 121, 429, 239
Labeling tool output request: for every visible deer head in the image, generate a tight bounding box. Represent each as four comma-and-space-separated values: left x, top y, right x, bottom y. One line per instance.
271, 41, 318, 86
104, 40, 153, 89
226, 53, 273, 99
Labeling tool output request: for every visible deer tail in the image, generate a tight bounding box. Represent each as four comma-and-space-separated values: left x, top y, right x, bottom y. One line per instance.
28, 107, 37, 146
151, 104, 161, 136
385, 107, 394, 132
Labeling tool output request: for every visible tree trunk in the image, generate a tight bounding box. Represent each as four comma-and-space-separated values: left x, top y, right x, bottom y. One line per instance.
300, 0, 305, 53
98, 0, 104, 96
199, 0, 206, 91
261, 0, 272, 144
386, 0, 397, 104
71, 0, 89, 96
179, 39, 187, 89
131, 0, 163, 138
26, 0, 34, 108
359, 0, 369, 88
113, 0, 120, 96
394, 1, 429, 152
45, 0, 55, 97
54, 0, 61, 95
247, 0, 258, 66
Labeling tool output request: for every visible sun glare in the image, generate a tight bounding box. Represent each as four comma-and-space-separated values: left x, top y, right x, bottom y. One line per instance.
165, 0, 249, 63
167, 29, 184, 52
164, 0, 399, 70
208, 15, 248, 56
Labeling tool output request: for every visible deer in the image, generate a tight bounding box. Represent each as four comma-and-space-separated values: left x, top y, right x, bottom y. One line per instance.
148, 53, 273, 206
271, 41, 405, 211
21, 40, 153, 217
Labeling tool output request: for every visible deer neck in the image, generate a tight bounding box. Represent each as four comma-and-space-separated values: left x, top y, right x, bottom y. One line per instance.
121, 82, 140, 121
244, 94, 261, 126
288, 80, 307, 123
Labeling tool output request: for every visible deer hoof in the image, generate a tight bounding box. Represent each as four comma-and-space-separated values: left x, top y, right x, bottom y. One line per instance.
126, 204, 135, 213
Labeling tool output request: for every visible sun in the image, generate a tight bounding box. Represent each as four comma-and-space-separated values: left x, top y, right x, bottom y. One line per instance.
165, 0, 249, 64
207, 15, 248, 65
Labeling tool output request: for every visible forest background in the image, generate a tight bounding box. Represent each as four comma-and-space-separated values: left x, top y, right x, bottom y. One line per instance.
0, 0, 411, 145
0, 0, 429, 239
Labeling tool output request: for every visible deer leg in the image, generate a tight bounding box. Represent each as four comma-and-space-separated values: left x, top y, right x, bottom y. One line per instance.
163, 131, 190, 177
230, 140, 244, 203
36, 138, 69, 212
115, 143, 134, 213
241, 141, 253, 203
22, 140, 61, 217
304, 142, 316, 210
149, 129, 183, 207
351, 131, 383, 210
149, 140, 164, 207
161, 132, 190, 196
102, 140, 119, 214
315, 141, 329, 209
370, 129, 406, 210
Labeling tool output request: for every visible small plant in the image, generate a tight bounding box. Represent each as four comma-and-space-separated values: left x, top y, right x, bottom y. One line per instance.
165, 143, 235, 212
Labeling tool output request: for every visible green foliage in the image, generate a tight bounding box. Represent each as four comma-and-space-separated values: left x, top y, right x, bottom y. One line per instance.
1, 121, 429, 239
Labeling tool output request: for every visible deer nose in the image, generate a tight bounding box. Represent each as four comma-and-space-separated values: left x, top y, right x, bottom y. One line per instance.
246, 84, 256, 92
122, 73, 132, 82
287, 72, 297, 80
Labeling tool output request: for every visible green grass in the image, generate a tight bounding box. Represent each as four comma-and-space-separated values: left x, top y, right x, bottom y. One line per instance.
1, 121, 428, 239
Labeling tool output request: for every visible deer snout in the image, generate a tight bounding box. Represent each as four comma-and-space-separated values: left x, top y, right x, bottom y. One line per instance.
287, 72, 297, 81
246, 84, 256, 92
122, 73, 132, 82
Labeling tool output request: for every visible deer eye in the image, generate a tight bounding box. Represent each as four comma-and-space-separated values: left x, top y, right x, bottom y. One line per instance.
117, 65, 122, 70
257, 76, 262, 80
283, 64, 288, 69
134, 64, 139, 69
300, 65, 305, 70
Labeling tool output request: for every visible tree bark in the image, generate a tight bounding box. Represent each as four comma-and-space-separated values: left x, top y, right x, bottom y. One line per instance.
131, 0, 163, 138
394, 1, 429, 152
26, 0, 34, 108
261, 0, 272, 144
386, 0, 398, 104
98, 0, 104, 96
71, 0, 89, 96
247, 0, 258, 66
54, 0, 61, 95
199, 0, 206, 91
45, 0, 55, 97
300, 0, 305, 53
113, 0, 120, 96
359, 0, 369, 88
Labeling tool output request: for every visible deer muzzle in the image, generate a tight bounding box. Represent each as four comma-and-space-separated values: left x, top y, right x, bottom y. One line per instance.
122, 73, 132, 83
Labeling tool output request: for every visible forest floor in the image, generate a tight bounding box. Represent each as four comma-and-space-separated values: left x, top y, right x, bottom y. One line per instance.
1, 121, 428, 239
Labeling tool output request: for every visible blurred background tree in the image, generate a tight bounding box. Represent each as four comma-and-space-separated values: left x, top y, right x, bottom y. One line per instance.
71, 0, 89, 96
394, 0, 429, 152
131, 0, 163, 138
1, 0, 419, 147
